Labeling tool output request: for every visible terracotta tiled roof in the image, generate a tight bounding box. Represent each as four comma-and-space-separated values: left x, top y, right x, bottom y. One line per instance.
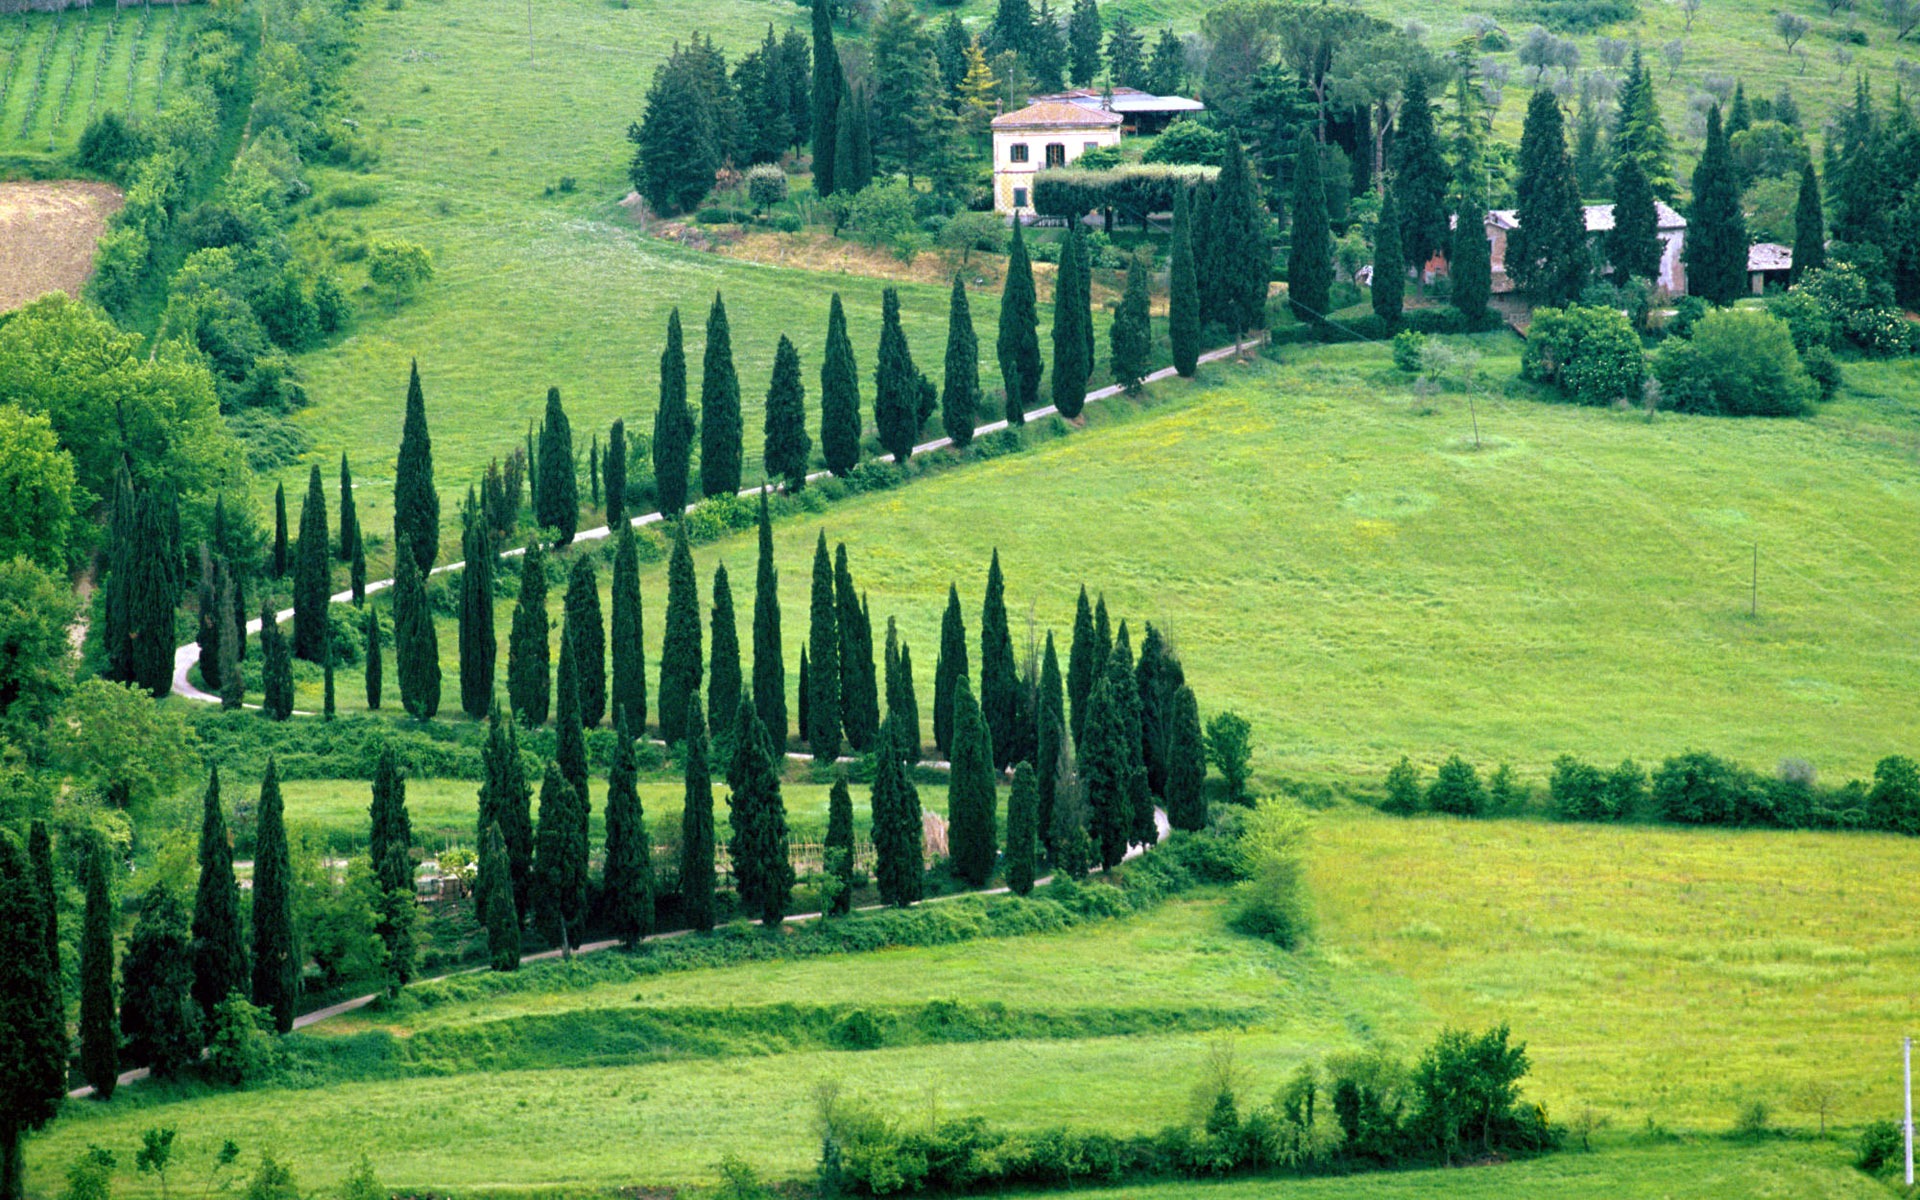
990, 101, 1125, 130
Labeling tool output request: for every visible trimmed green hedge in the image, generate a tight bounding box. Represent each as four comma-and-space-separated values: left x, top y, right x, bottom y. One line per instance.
1032, 164, 1218, 224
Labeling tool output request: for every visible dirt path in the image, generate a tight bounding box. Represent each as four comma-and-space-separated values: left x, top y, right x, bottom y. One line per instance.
0, 180, 124, 312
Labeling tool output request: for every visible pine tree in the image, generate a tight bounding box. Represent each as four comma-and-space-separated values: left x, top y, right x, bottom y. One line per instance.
605, 419, 628, 525
537, 388, 579, 544
1612, 50, 1676, 201
2, 825, 68, 1179
191, 768, 247, 1024
532, 766, 588, 953
974, 550, 1016, 770
811, 0, 842, 197
555, 621, 590, 815
870, 715, 924, 906
1066, 586, 1097, 744
654, 309, 694, 518
338, 453, 359, 563
260, 606, 294, 721
1037, 632, 1064, 847
1684, 105, 1747, 306
1509, 89, 1588, 307
272, 482, 288, 579
79, 835, 118, 1098
834, 546, 878, 752
932, 583, 967, 756
251, 758, 298, 1032
874, 288, 919, 462
610, 523, 647, 736
679, 696, 716, 931
477, 821, 521, 972
659, 522, 704, 744
1067, 0, 1102, 84
1394, 73, 1451, 277
941, 275, 980, 446
1165, 684, 1207, 831
946, 677, 998, 886
751, 495, 787, 747
395, 359, 441, 575
1050, 228, 1092, 417
363, 606, 383, 711
1286, 130, 1332, 324
1169, 186, 1201, 375
763, 335, 812, 490
700, 293, 744, 497
459, 505, 497, 719
392, 536, 441, 720
1372, 181, 1406, 322
1605, 156, 1660, 286
726, 700, 793, 925
564, 556, 606, 729
806, 534, 842, 757
820, 294, 862, 476
1005, 762, 1038, 896
602, 708, 654, 945
508, 540, 551, 725
998, 220, 1043, 421
1110, 251, 1151, 391
825, 775, 855, 915
119, 882, 199, 1076
1791, 160, 1825, 284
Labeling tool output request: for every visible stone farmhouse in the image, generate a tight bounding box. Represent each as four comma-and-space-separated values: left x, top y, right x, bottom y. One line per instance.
990, 87, 1205, 216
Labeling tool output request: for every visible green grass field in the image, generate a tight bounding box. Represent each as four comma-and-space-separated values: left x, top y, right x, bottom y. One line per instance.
0, 3, 195, 163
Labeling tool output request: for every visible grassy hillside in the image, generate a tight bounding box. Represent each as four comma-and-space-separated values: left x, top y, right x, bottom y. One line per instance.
0, 3, 198, 164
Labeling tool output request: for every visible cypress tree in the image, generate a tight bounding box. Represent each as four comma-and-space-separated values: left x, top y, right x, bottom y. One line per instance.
1135, 623, 1183, 798
564, 556, 606, 729
349, 516, 367, 607
114, 490, 174, 698
532, 766, 588, 953
1509, 88, 1588, 307
479, 705, 534, 917
832, 79, 873, 194
763, 335, 812, 490
218, 569, 244, 709
897, 642, 921, 763
459, 505, 497, 719
1093, 594, 1111, 673
709, 563, 742, 750
820, 293, 862, 476
978, 550, 1017, 769
508, 540, 551, 726
25, 822, 55, 998
555, 621, 590, 814
1606, 156, 1661, 285
1110, 251, 1151, 391
751, 495, 787, 747
605, 419, 628, 525
375, 837, 417, 995
825, 776, 855, 915
229, 557, 248, 663
1684, 105, 1747, 306
1192, 182, 1221, 325
726, 700, 793, 925
811, 0, 841, 197
1219, 134, 1272, 340
338, 453, 359, 563
701, 293, 744, 497
1050, 228, 1091, 417
602, 708, 654, 945
1165, 684, 1207, 832
2, 825, 68, 1180
611, 523, 647, 735
1791, 160, 1825, 284
1451, 189, 1493, 327
363, 606, 383, 711
392, 536, 441, 720
941, 274, 981, 446
526, 422, 540, 517
477, 821, 521, 971
659, 522, 704, 744
1037, 632, 1064, 847
589, 434, 601, 510
272, 482, 288, 579
870, 715, 923, 907
932, 583, 967, 757
798, 648, 811, 749
1080, 668, 1130, 870
1111, 627, 1153, 847
654, 309, 693, 518
260, 606, 294, 721
395, 359, 440, 575
997, 220, 1043, 421
251, 758, 298, 1033
79, 835, 117, 1098
1612, 49, 1676, 201
537, 387, 579, 544
191, 768, 247, 1024
323, 631, 336, 719
1372, 182, 1406, 322
197, 547, 222, 692
119, 882, 199, 1076
874, 288, 919, 462
1169, 186, 1201, 376
835, 546, 878, 753
679, 696, 716, 931
1287, 130, 1332, 325
806, 534, 841, 758
369, 748, 414, 901
1394, 72, 1452, 276
1005, 762, 1038, 896
1066, 586, 1097, 744
947, 677, 998, 887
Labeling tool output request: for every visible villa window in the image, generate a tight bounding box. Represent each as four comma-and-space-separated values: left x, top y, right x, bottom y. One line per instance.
1009, 143, 1029, 163
1045, 143, 1066, 168
1013, 187, 1029, 209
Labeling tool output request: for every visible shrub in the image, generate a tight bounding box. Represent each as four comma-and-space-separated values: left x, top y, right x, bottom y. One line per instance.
1381, 757, 1422, 814
1425, 756, 1485, 816
1731, 1100, 1771, 1140
1326, 1047, 1410, 1164
1793, 262, 1914, 355
1225, 798, 1312, 948
1668, 294, 1709, 339
205, 993, 274, 1085
1391, 330, 1427, 372
844, 180, 919, 250
1204, 711, 1253, 804
366, 240, 433, 299
1651, 750, 1750, 824
1142, 120, 1229, 167
744, 163, 788, 214
937, 212, 1008, 265
319, 183, 380, 209
1511, 0, 1638, 32
1032, 164, 1219, 226
1486, 763, 1526, 812
1652, 309, 1815, 416
1548, 755, 1608, 821
1856, 1119, 1901, 1171
1406, 1025, 1559, 1163
1075, 145, 1125, 170
1867, 754, 1920, 836
694, 206, 749, 225
1521, 304, 1647, 405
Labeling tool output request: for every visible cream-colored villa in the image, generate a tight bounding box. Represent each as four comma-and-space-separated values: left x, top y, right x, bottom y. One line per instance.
990, 88, 1205, 216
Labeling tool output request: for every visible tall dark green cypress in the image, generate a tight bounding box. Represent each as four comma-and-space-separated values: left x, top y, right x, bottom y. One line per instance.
998, 219, 1043, 421
978, 550, 1017, 770
1005, 762, 1038, 896
78, 834, 117, 1098
1135, 623, 1183, 798
763, 335, 812, 490
832, 79, 873, 194
197, 551, 223, 692
825, 776, 855, 915
1684, 105, 1747, 306
932, 583, 967, 757
797, 648, 811, 752
338, 453, 358, 563
947, 677, 998, 887
190, 768, 247, 1024
349, 515, 367, 607
1110, 627, 1153, 847
1066, 586, 1097, 744
1219, 134, 1272, 339
654, 309, 693, 518
821, 293, 862, 476
1606, 156, 1661, 284
806, 533, 842, 757
605, 419, 628, 525
218, 568, 244, 708
1037, 631, 1064, 847
369, 747, 414, 898
459, 505, 497, 719
1372, 182, 1406, 322
532, 765, 587, 953
811, 0, 841, 197
2, 823, 68, 1175
323, 631, 337, 719
395, 359, 440, 575
508, 540, 551, 726
260, 605, 294, 721
1451, 190, 1493, 326
1080, 668, 1130, 870
555, 621, 590, 814
1509, 88, 1588, 307
874, 288, 919, 463
701, 293, 744, 497
392, 535, 441, 720
564, 556, 606, 729
479, 705, 534, 917
709, 563, 742, 750
537, 387, 578, 544
897, 642, 921, 764
1093, 594, 1111, 677
679, 696, 716, 931
1791, 160, 1825, 284
26, 821, 56, 993
477, 821, 520, 972
870, 715, 923, 907
1165, 684, 1207, 832
116, 490, 174, 698
941, 274, 980, 446
751, 495, 787, 747
726, 700, 792, 925
250, 758, 298, 1033
611, 523, 647, 735
602, 708, 654, 945
1394, 72, 1451, 278
119, 883, 198, 1077
834, 546, 878, 753
272, 482, 288, 579
1050, 228, 1091, 417
1110, 251, 1151, 392
1193, 182, 1222, 325
1286, 130, 1331, 325
659, 522, 703, 745
1169, 185, 1201, 376
363, 606, 383, 710
589, 434, 600, 510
